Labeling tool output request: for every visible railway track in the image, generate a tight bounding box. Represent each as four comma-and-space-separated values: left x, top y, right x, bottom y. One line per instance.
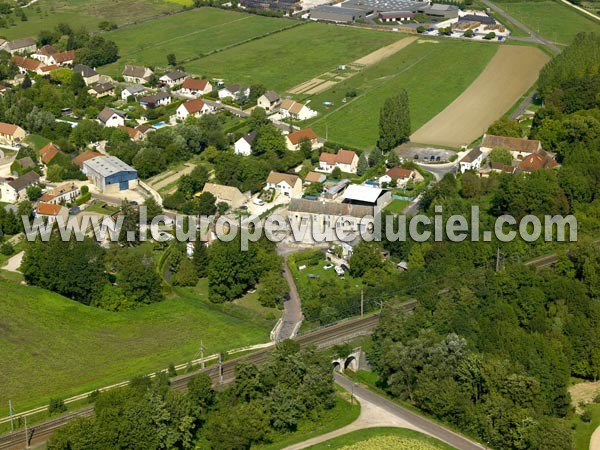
0, 302, 416, 450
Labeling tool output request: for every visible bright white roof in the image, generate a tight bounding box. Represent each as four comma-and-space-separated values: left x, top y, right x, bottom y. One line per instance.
83, 155, 136, 177
342, 184, 383, 204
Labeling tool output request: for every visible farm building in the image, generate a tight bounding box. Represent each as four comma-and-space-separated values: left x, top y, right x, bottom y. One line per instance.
480, 134, 542, 160
310, 6, 366, 23
342, 184, 392, 211
82, 156, 138, 193
378, 11, 415, 22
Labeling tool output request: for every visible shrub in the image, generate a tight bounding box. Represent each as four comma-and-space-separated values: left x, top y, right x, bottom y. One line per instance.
48, 398, 67, 415
0, 242, 14, 256
416, 25, 426, 33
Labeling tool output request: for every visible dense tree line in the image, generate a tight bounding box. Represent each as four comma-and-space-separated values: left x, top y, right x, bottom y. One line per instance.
378, 90, 411, 153
48, 342, 335, 450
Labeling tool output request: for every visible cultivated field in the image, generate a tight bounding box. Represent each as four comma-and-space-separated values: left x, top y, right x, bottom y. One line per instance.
190, 22, 405, 91
287, 36, 417, 96
0, 0, 180, 40
496, 0, 600, 45
304, 39, 497, 149
410, 45, 550, 147
100, 8, 291, 77
0, 277, 271, 416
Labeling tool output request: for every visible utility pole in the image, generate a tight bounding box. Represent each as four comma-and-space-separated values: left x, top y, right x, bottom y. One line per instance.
495, 247, 501, 272
360, 289, 364, 317
218, 353, 223, 385
9, 400, 13, 432
200, 340, 205, 370
24, 415, 28, 449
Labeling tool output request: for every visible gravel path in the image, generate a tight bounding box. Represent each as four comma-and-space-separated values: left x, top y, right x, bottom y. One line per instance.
3, 251, 24, 273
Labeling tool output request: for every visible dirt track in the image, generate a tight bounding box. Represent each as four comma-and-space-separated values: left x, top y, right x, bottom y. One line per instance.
286, 36, 417, 95
410, 45, 550, 147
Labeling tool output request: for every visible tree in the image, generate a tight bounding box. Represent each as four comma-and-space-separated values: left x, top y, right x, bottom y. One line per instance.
386, 150, 400, 168
21, 74, 32, 89
167, 53, 177, 66
487, 117, 522, 138
143, 197, 162, 221
26, 185, 42, 201
331, 166, 342, 180
378, 91, 411, 152
116, 251, 164, 305
187, 372, 215, 417
488, 147, 513, 165
253, 123, 285, 157
348, 242, 383, 277
357, 153, 368, 176
299, 138, 312, 159
464, 28, 474, 38
192, 239, 209, 278
248, 107, 268, 130
258, 271, 289, 308
368, 148, 383, 167
484, 32, 496, 40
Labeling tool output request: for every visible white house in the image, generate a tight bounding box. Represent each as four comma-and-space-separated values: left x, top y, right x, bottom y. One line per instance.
179, 78, 212, 97
97, 107, 125, 128
279, 99, 317, 121
257, 90, 280, 111
234, 131, 257, 156
139, 91, 171, 109
175, 99, 212, 121
265, 171, 302, 198
459, 148, 484, 172
218, 84, 250, 101
35, 203, 69, 224
121, 84, 147, 101
160, 70, 187, 87
318, 149, 359, 174
378, 167, 418, 188
0, 171, 40, 203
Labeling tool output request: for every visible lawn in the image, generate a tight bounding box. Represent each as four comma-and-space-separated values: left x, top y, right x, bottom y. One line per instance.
23, 134, 50, 151
190, 22, 405, 92
0, 274, 270, 416
384, 199, 409, 214
306, 427, 456, 450
303, 39, 497, 149
496, 0, 600, 45
571, 403, 600, 450
84, 200, 120, 215
0, 0, 181, 40
99, 8, 294, 78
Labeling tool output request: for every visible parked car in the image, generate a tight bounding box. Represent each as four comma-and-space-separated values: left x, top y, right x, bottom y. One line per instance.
323, 264, 334, 270
341, 264, 350, 272
307, 274, 320, 279
239, 205, 248, 210
252, 198, 264, 206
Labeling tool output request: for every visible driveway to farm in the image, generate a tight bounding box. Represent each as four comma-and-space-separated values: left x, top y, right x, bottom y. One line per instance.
283, 374, 486, 450
410, 45, 550, 147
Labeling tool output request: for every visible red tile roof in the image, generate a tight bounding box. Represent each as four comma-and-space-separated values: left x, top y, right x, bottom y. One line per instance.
336, 149, 357, 165
39, 143, 60, 164
518, 153, 558, 172
182, 99, 206, 114
386, 167, 414, 180
288, 128, 317, 146
73, 150, 103, 168
482, 134, 541, 153
12, 55, 42, 71
36, 203, 64, 216
181, 78, 209, 91
0, 122, 21, 136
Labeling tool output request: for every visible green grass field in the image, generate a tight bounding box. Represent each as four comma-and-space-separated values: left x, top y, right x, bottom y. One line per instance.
303, 39, 497, 149
306, 427, 456, 449
0, 0, 181, 40
571, 403, 600, 450
100, 8, 294, 78
496, 0, 600, 45
0, 275, 271, 416
188, 22, 404, 91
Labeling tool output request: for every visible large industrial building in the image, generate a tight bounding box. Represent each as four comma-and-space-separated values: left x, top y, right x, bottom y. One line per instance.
82, 156, 138, 193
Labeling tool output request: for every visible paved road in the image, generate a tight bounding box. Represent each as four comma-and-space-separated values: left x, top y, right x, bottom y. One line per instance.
335, 374, 487, 450
481, 0, 561, 54
276, 263, 304, 341
591, 425, 600, 450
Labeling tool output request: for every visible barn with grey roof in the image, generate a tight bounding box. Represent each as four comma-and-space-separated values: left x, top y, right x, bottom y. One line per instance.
82, 156, 138, 193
